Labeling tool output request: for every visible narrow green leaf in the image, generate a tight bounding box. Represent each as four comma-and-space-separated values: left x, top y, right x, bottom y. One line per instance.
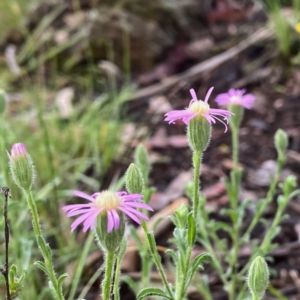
34, 261, 50, 277
191, 253, 211, 276
147, 232, 157, 254
58, 273, 68, 288
165, 249, 177, 264
137, 287, 171, 299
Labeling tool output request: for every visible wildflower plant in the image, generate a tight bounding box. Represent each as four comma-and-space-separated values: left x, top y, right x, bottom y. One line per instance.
7, 143, 67, 300
137, 86, 299, 300
2, 84, 300, 300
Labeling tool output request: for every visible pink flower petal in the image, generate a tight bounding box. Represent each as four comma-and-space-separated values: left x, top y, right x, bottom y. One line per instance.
73, 190, 96, 202
107, 210, 114, 232
119, 207, 142, 224
71, 212, 95, 232
110, 209, 120, 229
63, 203, 94, 212
123, 201, 153, 211
189, 89, 198, 101
83, 209, 101, 232
122, 206, 149, 220
204, 87, 214, 103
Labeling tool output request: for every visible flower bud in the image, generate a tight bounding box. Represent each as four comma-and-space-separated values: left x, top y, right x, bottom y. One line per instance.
125, 163, 144, 194
134, 144, 151, 182
247, 256, 269, 299
0, 89, 7, 115
187, 117, 211, 152
275, 129, 288, 155
7, 143, 34, 190
95, 212, 125, 252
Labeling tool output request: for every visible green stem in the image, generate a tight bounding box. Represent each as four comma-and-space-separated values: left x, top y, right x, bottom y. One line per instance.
229, 126, 241, 300
192, 151, 202, 221
232, 126, 239, 171
142, 221, 173, 299
102, 251, 115, 300
113, 239, 127, 300
68, 232, 94, 300
176, 244, 193, 300
243, 157, 283, 239
141, 253, 152, 288
24, 189, 64, 300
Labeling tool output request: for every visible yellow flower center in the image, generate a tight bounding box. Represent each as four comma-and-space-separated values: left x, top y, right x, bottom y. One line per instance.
296, 23, 300, 33
189, 101, 210, 116
95, 190, 121, 210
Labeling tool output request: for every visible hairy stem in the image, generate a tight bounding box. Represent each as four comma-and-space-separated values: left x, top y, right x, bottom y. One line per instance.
102, 251, 115, 300
24, 189, 64, 300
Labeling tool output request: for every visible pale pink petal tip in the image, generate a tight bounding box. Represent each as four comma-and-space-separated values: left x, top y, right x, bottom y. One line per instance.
8, 143, 28, 161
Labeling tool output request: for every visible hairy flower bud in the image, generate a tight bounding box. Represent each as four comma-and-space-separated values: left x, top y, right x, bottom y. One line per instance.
134, 144, 150, 183
247, 256, 269, 299
187, 117, 212, 152
7, 143, 34, 190
275, 129, 288, 155
125, 163, 144, 194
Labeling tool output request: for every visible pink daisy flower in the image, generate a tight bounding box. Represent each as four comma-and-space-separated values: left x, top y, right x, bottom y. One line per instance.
63, 190, 153, 233
164, 87, 233, 132
215, 88, 255, 109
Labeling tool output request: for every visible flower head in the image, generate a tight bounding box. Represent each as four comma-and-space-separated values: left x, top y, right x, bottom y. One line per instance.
63, 190, 153, 233
7, 143, 34, 190
215, 88, 255, 109
164, 87, 233, 132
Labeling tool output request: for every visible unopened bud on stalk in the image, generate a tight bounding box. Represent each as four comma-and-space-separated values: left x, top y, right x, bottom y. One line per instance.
247, 256, 269, 300
134, 144, 150, 182
7, 143, 35, 190
275, 129, 288, 155
125, 163, 144, 194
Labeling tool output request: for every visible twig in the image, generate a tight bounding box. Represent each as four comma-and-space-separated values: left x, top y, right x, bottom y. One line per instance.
1, 186, 11, 300
129, 27, 273, 101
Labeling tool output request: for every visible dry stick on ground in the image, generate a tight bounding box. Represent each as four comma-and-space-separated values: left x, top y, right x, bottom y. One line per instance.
1, 187, 11, 300
129, 27, 273, 101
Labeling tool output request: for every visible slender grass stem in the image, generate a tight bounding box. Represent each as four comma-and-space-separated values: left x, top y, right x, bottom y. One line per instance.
67, 232, 94, 300
141, 221, 173, 298
243, 158, 283, 239
0, 117, 10, 186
